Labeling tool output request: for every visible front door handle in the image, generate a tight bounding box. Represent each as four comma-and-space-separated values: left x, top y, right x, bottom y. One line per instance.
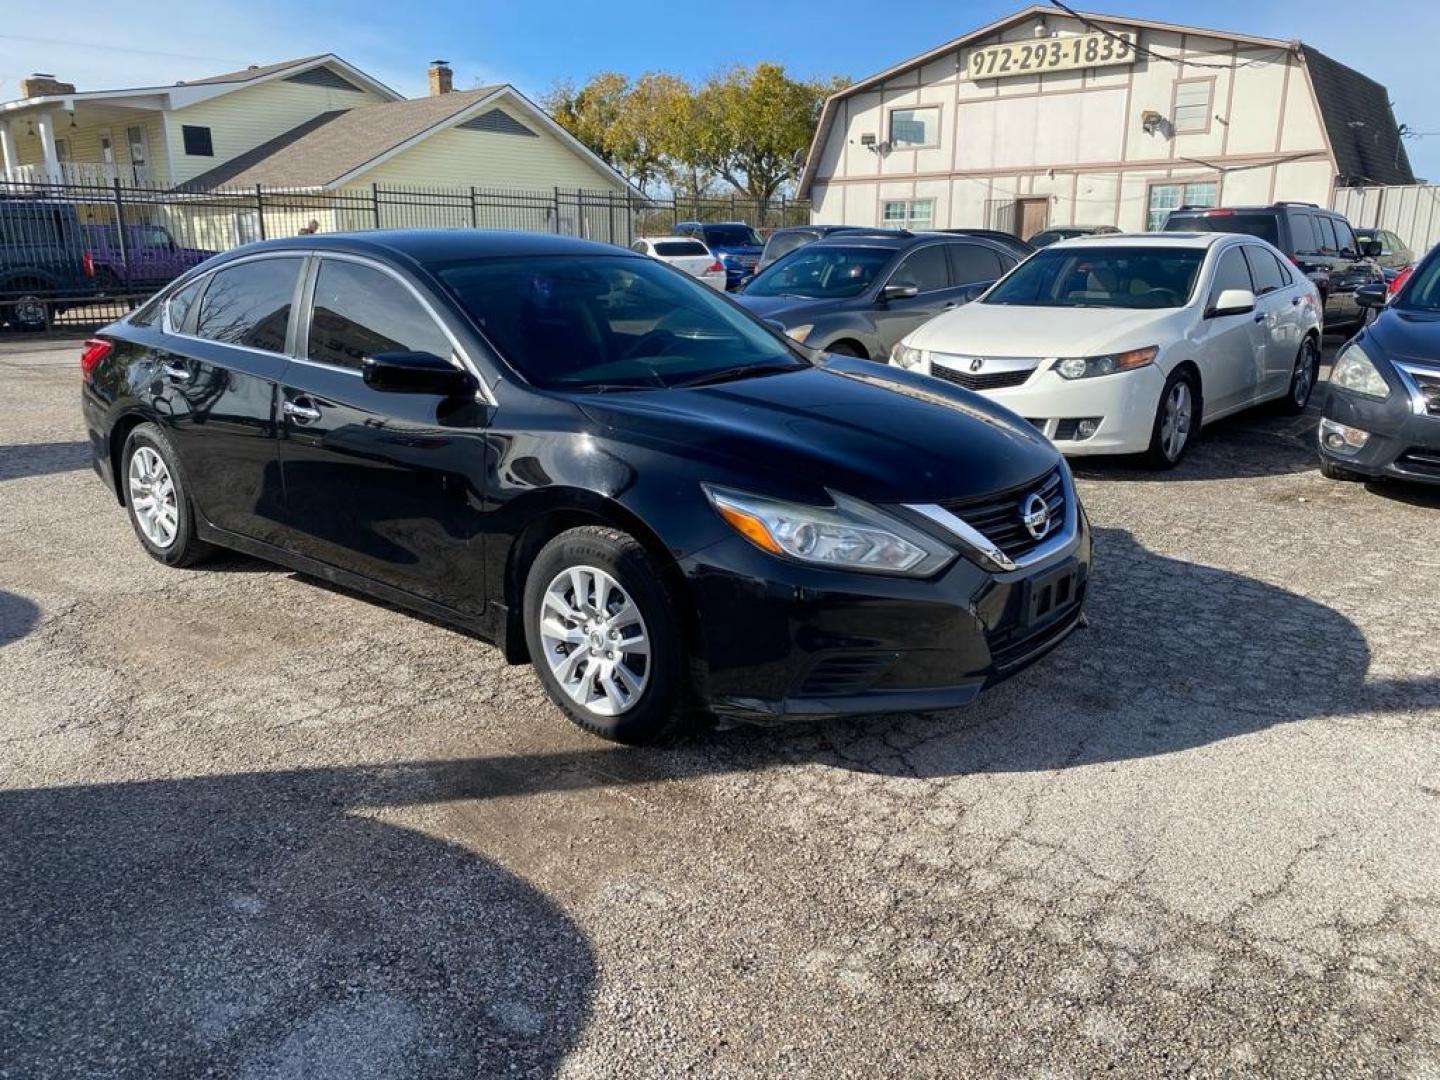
161, 362, 190, 382
1253, 313, 1267, 324
282, 399, 322, 424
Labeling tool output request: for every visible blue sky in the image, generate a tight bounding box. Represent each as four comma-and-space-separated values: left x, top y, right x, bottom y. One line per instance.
2, 0, 1435, 179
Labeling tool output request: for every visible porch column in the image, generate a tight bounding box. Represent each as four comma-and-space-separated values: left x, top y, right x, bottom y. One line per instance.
0, 121, 16, 181
35, 110, 60, 181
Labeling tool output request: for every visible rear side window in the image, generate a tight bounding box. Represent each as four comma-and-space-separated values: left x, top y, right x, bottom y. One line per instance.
308, 259, 452, 370
1291, 214, 1320, 256
654, 240, 710, 257
1209, 247, 1253, 303
1242, 246, 1286, 296
194, 258, 301, 353
166, 279, 203, 331
890, 245, 950, 292
947, 243, 1005, 284
1315, 217, 1339, 255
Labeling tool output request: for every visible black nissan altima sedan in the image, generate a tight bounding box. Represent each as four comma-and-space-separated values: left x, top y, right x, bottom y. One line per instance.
80, 230, 1092, 743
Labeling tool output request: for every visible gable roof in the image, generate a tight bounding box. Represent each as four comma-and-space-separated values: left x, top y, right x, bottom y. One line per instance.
179, 85, 643, 197
176, 55, 329, 86
1300, 46, 1414, 186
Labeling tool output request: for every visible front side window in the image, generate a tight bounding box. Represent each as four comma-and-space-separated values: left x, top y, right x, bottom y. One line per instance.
1208, 247, 1253, 305
194, 258, 301, 352
889, 245, 949, 293
438, 254, 804, 391
745, 246, 895, 300
984, 247, 1205, 310
1241, 246, 1286, 296
890, 106, 940, 149
1332, 219, 1359, 257
1173, 79, 1213, 134
882, 199, 934, 230
309, 260, 453, 370
1148, 181, 1218, 231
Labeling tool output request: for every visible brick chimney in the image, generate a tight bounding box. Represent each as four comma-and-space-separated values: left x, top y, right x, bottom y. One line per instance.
427, 60, 453, 96
20, 73, 76, 98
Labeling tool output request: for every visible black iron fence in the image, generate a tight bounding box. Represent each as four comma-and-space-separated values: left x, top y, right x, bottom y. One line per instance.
0, 178, 811, 332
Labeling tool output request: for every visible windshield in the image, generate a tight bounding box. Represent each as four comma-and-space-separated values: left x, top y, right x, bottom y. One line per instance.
743, 246, 894, 299
703, 225, 761, 248
437, 254, 805, 391
1395, 254, 1440, 313
1165, 212, 1280, 247
983, 247, 1204, 309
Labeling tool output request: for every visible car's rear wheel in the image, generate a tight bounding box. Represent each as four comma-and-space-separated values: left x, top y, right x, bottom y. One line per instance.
1143, 368, 1198, 469
4, 294, 49, 331
523, 526, 688, 743
122, 423, 214, 567
1279, 336, 1321, 415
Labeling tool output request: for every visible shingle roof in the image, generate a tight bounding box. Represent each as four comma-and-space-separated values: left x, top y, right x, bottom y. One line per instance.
180, 87, 504, 190
1300, 46, 1415, 187
177, 55, 328, 86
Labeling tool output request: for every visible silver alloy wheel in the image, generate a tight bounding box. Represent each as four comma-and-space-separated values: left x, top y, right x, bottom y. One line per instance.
539, 564, 650, 717
1293, 340, 1317, 406
1160, 380, 1193, 462
127, 446, 179, 549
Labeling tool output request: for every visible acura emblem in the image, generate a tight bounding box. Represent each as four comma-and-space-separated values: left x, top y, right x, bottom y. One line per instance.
1020, 492, 1050, 540
969, 357, 984, 372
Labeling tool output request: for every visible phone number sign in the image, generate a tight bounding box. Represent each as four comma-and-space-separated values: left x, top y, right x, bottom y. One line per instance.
965, 30, 1138, 80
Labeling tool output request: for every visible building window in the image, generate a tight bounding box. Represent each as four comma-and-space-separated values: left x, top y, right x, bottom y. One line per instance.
889, 106, 940, 149
182, 125, 214, 157
1146, 180, 1217, 230
882, 199, 935, 229
1172, 79, 1213, 134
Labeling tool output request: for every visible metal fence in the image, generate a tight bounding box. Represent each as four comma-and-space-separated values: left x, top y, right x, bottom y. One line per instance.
0, 177, 811, 332
1331, 184, 1440, 259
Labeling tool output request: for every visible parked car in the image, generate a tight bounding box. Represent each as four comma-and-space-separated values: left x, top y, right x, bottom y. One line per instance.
673, 221, 763, 289
1027, 225, 1121, 248
83, 223, 216, 291
81, 230, 1091, 743
735, 231, 1021, 361
1353, 228, 1414, 279
934, 228, 1036, 261
0, 196, 97, 329
758, 225, 876, 272
889, 233, 1323, 468
629, 236, 726, 290
1317, 248, 1440, 486
1161, 202, 1383, 331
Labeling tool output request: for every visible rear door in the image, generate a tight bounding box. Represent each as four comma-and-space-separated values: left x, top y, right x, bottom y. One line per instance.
275, 255, 490, 614
1196, 245, 1264, 415
1242, 245, 1302, 398
946, 241, 1011, 300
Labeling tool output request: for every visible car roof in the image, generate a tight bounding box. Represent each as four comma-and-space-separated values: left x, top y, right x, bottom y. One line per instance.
1049, 232, 1233, 250
636, 235, 709, 244
222, 229, 634, 264
806, 230, 1012, 253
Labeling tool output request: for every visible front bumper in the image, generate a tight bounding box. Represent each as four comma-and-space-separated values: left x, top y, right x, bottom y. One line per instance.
681, 508, 1092, 722
1318, 382, 1440, 485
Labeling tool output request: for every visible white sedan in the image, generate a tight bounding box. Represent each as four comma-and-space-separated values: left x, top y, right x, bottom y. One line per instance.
890, 233, 1323, 467
630, 236, 727, 291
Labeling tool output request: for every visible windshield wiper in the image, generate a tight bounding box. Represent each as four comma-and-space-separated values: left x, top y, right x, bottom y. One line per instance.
672, 362, 804, 389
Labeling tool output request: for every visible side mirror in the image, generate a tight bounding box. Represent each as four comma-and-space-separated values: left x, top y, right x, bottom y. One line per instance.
1206, 288, 1256, 318
362, 351, 476, 396
882, 282, 920, 302
1361, 240, 1383, 259
1354, 282, 1388, 309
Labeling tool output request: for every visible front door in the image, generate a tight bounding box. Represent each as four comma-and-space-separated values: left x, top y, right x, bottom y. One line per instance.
276, 256, 489, 614
869, 242, 966, 355
1016, 198, 1049, 241
1197, 246, 1264, 414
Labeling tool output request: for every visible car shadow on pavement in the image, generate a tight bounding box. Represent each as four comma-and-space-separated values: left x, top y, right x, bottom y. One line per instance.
0, 440, 93, 481
0, 765, 596, 1077
0, 589, 40, 647
1070, 409, 1320, 483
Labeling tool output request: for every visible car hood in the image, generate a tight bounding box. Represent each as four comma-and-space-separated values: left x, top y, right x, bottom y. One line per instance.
732, 294, 842, 325
1368, 308, 1440, 368
907, 301, 1175, 358
576, 356, 1058, 505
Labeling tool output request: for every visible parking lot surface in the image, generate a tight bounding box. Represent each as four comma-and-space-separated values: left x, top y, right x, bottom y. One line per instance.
2, 335, 1437, 1079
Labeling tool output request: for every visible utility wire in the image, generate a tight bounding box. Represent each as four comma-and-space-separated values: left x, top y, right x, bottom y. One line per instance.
1045, 0, 1292, 71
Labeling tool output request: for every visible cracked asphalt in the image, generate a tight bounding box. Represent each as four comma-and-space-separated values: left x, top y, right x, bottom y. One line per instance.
1, 335, 1437, 1078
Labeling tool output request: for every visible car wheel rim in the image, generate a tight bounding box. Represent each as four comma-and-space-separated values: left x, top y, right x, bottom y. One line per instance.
539, 565, 650, 717
127, 446, 178, 549
1294, 342, 1316, 405
15, 296, 44, 325
1160, 382, 1192, 461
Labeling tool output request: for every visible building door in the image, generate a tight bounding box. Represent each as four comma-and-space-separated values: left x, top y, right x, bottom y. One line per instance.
1016, 198, 1049, 240
125, 124, 149, 185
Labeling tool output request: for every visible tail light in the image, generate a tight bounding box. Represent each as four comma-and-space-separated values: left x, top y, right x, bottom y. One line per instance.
708, 260, 724, 273
1389, 265, 1413, 297
80, 338, 112, 382
82, 251, 96, 278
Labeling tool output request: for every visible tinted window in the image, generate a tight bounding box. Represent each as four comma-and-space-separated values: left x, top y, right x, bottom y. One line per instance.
948, 243, 1004, 284
1167, 212, 1280, 246
985, 247, 1204, 309
181, 125, 214, 157
762, 231, 818, 264
1291, 214, 1320, 256
1209, 247, 1253, 303
437, 255, 803, 391
890, 245, 949, 292
194, 259, 300, 352
1396, 253, 1440, 312
1315, 216, 1339, 255
1331, 218, 1358, 256
702, 225, 761, 248
167, 279, 203, 332
654, 240, 710, 257
1242, 246, 1286, 296
744, 246, 894, 300
630, 242, 648, 253
308, 260, 452, 370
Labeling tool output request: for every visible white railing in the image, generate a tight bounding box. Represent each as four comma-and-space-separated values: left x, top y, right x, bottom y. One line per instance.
6, 161, 153, 187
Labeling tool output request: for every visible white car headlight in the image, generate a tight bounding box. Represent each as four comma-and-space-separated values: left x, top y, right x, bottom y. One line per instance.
1054, 346, 1158, 380
785, 324, 814, 343
1329, 343, 1389, 399
890, 343, 925, 370
703, 484, 954, 576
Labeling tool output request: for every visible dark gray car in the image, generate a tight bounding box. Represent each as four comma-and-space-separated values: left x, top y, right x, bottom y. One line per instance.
734, 232, 1019, 361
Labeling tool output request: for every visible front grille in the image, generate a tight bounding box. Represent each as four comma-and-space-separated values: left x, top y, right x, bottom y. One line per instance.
1397, 448, 1440, 478
796, 652, 898, 697
936, 467, 1066, 561
931, 364, 1032, 392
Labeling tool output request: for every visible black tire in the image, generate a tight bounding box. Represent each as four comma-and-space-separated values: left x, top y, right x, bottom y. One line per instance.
1279, 335, 1321, 415
1143, 367, 1200, 469
121, 423, 215, 568
522, 525, 689, 744
4, 294, 50, 331
1319, 457, 1363, 482
824, 341, 868, 359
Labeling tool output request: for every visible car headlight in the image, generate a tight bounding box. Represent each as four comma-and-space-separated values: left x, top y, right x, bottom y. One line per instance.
890, 343, 924, 370
1329, 343, 1389, 399
785, 324, 814, 343
702, 484, 955, 576
1054, 346, 1158, 380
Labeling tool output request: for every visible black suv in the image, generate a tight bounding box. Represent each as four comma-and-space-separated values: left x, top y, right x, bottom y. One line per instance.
735, 231, 1020, 361
1162, 202, 1383, 330
0, 197, 98, 329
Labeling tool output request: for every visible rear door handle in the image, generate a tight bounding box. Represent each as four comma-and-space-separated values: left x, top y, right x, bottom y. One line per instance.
282, 399, 322, 423
161, 362, 190, 382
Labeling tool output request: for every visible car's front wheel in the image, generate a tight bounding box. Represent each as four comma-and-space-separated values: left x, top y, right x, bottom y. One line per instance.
523, 525, 688, 743
122, 423, 214, 567
1280, 336, 1321, 415
1143, 368, 1199, 469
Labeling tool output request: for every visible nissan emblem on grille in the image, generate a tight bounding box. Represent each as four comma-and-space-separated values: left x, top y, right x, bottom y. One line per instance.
1021, 492, 1050, 540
